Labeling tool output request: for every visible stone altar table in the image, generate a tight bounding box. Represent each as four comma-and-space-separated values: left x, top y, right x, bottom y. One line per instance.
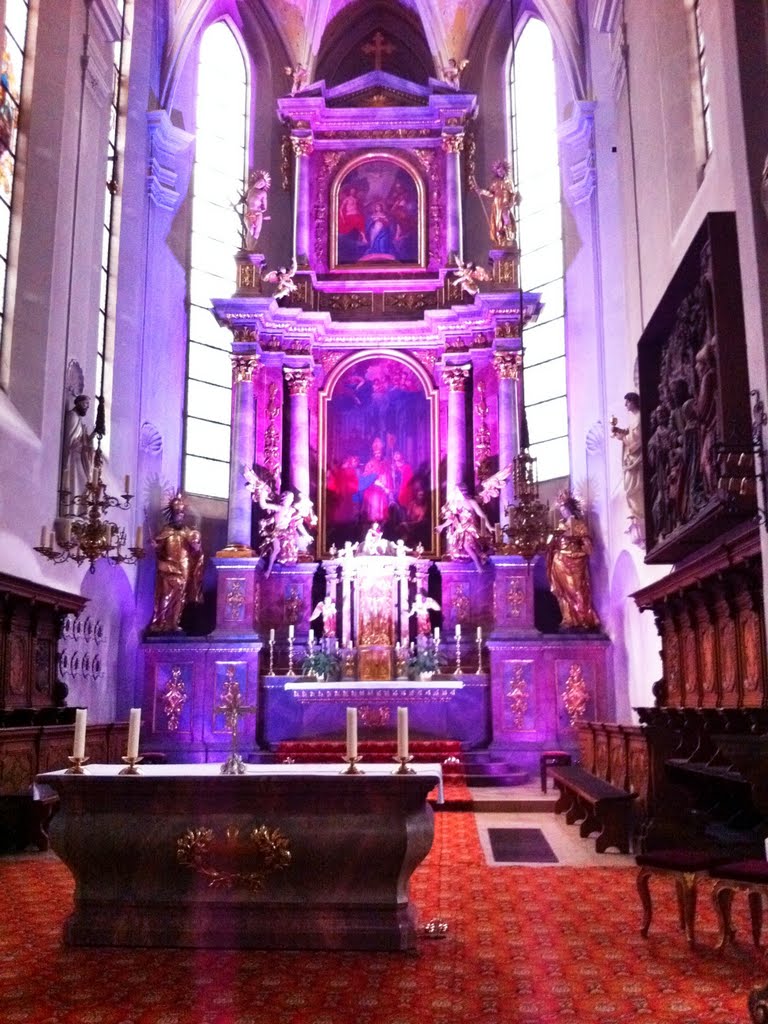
38, 763, 441, 952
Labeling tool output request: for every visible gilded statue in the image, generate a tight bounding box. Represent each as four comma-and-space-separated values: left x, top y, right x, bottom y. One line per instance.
147, 494, 204, 634
436, 484, 492, 572
610, 391, 645, 543
546, 493, 600, 630
475, 160, 520, 249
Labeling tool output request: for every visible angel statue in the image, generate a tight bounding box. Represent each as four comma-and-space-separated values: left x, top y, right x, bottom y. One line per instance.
436, 484, 493, 572
244, 467, 315, 575
477, 463, 513, 504
284, 63, 308, 95
452, 254, 489, 297
475, 160, 521, 249
442, 57, 469, 90
263, 256, 298, 300
237, 170, 271, 252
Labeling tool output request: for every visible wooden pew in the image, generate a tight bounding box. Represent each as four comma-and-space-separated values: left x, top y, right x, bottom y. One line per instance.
549, 764, 637, 854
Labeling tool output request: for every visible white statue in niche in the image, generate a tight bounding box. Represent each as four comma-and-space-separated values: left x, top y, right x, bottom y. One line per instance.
61, 362, 96, 514
610, 391, 645, 546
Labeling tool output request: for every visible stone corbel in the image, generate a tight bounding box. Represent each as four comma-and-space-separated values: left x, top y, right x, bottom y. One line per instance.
147, 109, 195, 213
558, 101, 597, 206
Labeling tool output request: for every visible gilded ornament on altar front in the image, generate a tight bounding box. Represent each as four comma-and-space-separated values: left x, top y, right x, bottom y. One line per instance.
452, 584, 470, 623
506, 664, 529, 729
562, 663, 589, 725
358, 578, 393, 646
284, 586, 304, 625
508, 581, 525, 617
359, 705, 391, 728
176, 824, 290, 892
225, 578, 246, 622
162, 665, 187, 732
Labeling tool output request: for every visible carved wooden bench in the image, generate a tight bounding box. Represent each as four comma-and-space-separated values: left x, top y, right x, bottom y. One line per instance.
549, 764, 637, 854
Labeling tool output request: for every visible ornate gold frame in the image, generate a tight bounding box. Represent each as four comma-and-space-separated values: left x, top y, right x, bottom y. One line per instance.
329, 151, 426, 271
318, 349, 439, 558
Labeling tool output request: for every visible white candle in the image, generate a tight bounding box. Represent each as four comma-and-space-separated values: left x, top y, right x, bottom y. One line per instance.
397, 706, 409, 759
269, 628, 275, 642
309, 628, 315, 645
455, 624, 461, 639
477, 626, 482, 641
62, 520, 72, 545
346, 707, 358, 760
126, 707, 141, 760
135, 525, 143, 549
39, 526, 47, 548
288, 624, 295, 638
73, 708, 87, 760
124, 474, 131, 495
434, 626, 440, 643
48, 530, 55, 550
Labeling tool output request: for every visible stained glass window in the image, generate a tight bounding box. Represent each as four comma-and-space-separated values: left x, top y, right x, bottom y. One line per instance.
184, 21, 248, 499
511, 17, 569, 482
693, 0, 712, 160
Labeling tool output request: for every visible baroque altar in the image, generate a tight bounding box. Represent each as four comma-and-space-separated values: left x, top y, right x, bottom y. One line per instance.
140, 70, 612, 769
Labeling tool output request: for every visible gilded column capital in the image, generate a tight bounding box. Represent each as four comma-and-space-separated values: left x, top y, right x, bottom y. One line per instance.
232, 355, 259, 383
232, 326, 258, 345
441, 132, 464, 154
291, 136, 314, 157
284, 367, 312, 396
493, 351, 523, 381
443, 364, 471, 392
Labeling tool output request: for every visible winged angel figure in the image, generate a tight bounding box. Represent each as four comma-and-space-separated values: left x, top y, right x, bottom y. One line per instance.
263, 257, 298, 301
477, 463, 513, 504
243, 466, 315, 576
442, 57, 469, 90
284, 64, 308, 96
452, 254, 489, 296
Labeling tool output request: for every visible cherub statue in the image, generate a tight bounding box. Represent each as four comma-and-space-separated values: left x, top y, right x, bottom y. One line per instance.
361, 522, 388, 555
442, 57, 469, 90
475, 160, 521, 249
477, 463, 513, 504
238, 170, 271, 251
147, 493, 204, 634
263, 256, 298, 300
452, 254, 489, 296
284, 64, 308, 96
546, 491, 600, 630
436, 484, 492, 572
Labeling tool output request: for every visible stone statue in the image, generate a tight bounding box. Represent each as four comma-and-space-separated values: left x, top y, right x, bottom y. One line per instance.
610, 391, 645, 543
441, 57, 468, 90
436, 484, 492, 572
263, 256, 298, 300
147, 494, 204, 634
546, 493, 600, 630
284, 63, 308, 95
62, 393, 96, 513
258, 491, 308, 577
239, 170, 271, 251
476, 160, 520, 249
452, 254, 489, 296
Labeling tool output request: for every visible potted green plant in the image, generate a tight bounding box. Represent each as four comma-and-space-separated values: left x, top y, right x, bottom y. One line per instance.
407, 645, 439, 681
301, 648, 341, 682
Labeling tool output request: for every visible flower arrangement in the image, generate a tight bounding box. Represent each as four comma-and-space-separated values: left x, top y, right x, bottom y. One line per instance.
407, 644, 439, 680
301, 648, 341, 681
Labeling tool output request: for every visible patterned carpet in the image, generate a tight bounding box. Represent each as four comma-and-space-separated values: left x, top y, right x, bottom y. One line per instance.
0, 811, 763, 1024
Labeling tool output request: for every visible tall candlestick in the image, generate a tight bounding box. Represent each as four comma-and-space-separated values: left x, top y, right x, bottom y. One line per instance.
73, 708, 87, 759
309, 628, 315, 646
126, 708, 141, 760
397, 706, 409, 759
346, 707, 358, 759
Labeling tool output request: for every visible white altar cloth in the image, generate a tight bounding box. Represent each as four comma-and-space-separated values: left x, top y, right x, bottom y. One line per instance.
41, 761, 445, 803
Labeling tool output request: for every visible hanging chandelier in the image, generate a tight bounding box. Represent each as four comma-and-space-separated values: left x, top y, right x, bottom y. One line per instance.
502, 449, 550, 562
35, 401, 144, 573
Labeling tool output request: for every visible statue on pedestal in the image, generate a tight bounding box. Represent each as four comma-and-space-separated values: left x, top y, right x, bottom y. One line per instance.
409, 590, 440, 636
474, 160, 520, 249
238, 170, 271, 252
310, 594, 337, 638
61, 393, 96, 513
546, 492, 600, 631
610, 391, 645, 545
147, 494, 204, 634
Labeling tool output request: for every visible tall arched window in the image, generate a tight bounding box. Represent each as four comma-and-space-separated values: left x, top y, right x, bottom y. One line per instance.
184, 21, 248, 499
0, 0, 31, 371
511, 16, 568, 482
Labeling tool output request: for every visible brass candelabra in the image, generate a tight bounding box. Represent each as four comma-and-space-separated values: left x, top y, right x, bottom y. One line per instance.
502, 449, 550, 562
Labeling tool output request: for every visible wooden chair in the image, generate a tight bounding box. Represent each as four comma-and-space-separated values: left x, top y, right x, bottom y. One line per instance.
636, 849, 728, 947
709, 859, 768, 951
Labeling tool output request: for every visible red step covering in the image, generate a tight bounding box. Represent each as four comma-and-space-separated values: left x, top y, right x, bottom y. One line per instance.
275, 739, 464, 776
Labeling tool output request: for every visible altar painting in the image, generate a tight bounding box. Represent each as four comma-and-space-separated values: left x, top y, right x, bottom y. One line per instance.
324, 357, 433, 551
333, 157, 421, 268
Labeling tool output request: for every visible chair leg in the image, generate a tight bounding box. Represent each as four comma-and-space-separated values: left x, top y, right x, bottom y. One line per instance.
748, 890, 763, 948
637, 867, 653, 938
676, 872, 698, 948
713, 882, 735, 952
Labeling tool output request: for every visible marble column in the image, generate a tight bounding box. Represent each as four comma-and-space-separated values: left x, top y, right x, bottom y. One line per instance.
291, 135, 313, 265
222, 354, 259, 553
284, 366, 311, 498
444, 365, 471, 493
493, 351, 523, 509
441, 131, 464, 260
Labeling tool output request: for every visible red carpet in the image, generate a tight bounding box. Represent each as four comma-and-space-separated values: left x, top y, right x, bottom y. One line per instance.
0, 812, 762, 1024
